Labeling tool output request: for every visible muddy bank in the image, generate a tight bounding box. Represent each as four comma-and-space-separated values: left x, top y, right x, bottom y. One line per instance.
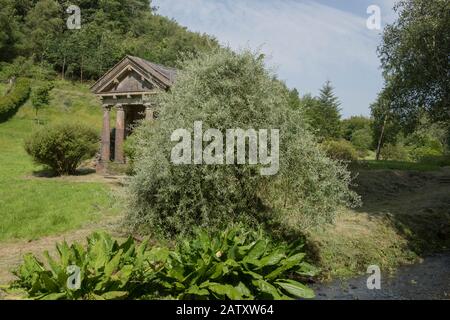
312, 253, 450, 300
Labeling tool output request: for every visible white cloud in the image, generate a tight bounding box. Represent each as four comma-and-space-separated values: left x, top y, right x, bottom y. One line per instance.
153, 0, 391, 117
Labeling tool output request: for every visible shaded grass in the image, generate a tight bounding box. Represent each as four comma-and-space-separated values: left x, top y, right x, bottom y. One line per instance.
354, 159, 440, 172
0, 80, 121, 241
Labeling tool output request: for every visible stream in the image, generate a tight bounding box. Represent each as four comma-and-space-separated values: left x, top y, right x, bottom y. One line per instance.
312, 253, 450, 300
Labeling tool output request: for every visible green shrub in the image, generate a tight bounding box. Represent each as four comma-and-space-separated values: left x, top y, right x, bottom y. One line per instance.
341, 116, 373, 141
0, 78, 31, 122
350, 128, 373, 152
411, 146, 442, 161
154, 226, 317, 300
24, 122, 99, 175
321, 139, 358, 161
123, 132, 138, 175
380, 143, 409, 161
12, 227, 317, 300
418, 154, 450, 167
126, 49, 360, 238
404, 115, 448, 160
31, 82, 54, 121
0, 57, 56, 81
408, 135, 444, 162
12, 232, 152, 300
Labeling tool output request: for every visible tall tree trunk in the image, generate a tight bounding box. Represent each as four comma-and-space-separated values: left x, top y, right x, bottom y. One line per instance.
375, 113, 388, 161
80, 56, 83, 83
35, 108, 39, 125
61, 56, 66, 80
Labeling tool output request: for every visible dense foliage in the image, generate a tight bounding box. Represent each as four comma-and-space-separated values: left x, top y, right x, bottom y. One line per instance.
152, 227, 317, 300
321, 140, 358, 162
31, 82, 54, 121
378, 0, 450, 125
126, 49, 360, 238
25, 122, 98, 175
341, 116, 372, 144
12, 227, 317, 300
13, 232, 150, 300
0, 0, 217, 80
302, 81, 342, 140
380, 143, 409, 161
0, 78, 31, 122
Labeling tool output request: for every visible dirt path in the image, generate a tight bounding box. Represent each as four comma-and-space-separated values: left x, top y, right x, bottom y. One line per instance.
0, 216, 123, 285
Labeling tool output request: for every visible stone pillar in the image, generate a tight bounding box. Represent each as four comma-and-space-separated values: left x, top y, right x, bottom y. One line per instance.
100, 105, 111, 162
145, 103, 154, 120
114, 104, 125, 163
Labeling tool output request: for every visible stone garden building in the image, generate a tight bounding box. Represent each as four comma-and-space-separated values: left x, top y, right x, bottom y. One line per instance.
91, 55, 176, 173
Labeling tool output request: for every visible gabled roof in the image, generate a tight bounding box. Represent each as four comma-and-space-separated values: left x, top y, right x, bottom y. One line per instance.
90, 55, 177, 95
128, 56, 177, 84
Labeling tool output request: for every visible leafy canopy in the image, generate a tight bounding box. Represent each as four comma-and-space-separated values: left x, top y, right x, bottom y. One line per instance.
303, 81, 342, 140
378, 0, 450, 125
0, 0, 218, 80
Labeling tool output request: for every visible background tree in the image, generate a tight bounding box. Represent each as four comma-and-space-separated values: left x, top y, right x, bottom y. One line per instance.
370, 92, 402, 160
287, 88, 302, 110
31, 82, 54, 123
0, 0, 218, 80
25, 0, 64, 64
0, 0, 23, 62
303, 81, 342, 140
378, 0, 450, 126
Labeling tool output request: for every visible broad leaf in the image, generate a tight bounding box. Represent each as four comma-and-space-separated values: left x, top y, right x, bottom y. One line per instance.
275, 279, 315, 299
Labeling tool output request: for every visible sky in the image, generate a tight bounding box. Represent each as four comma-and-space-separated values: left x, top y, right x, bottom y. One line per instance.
152, 0, 399, 118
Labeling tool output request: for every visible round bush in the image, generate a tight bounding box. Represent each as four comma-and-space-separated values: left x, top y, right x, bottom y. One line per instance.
126, 49, 360, 238
25, 122, 99, 175
321, 140, 358, 161
411, 146, 442, 161
350, 128, 373, 151
380, 143, 409, 161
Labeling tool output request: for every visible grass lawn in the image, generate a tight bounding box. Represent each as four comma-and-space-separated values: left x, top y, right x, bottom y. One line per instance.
0, 80, 121, 241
